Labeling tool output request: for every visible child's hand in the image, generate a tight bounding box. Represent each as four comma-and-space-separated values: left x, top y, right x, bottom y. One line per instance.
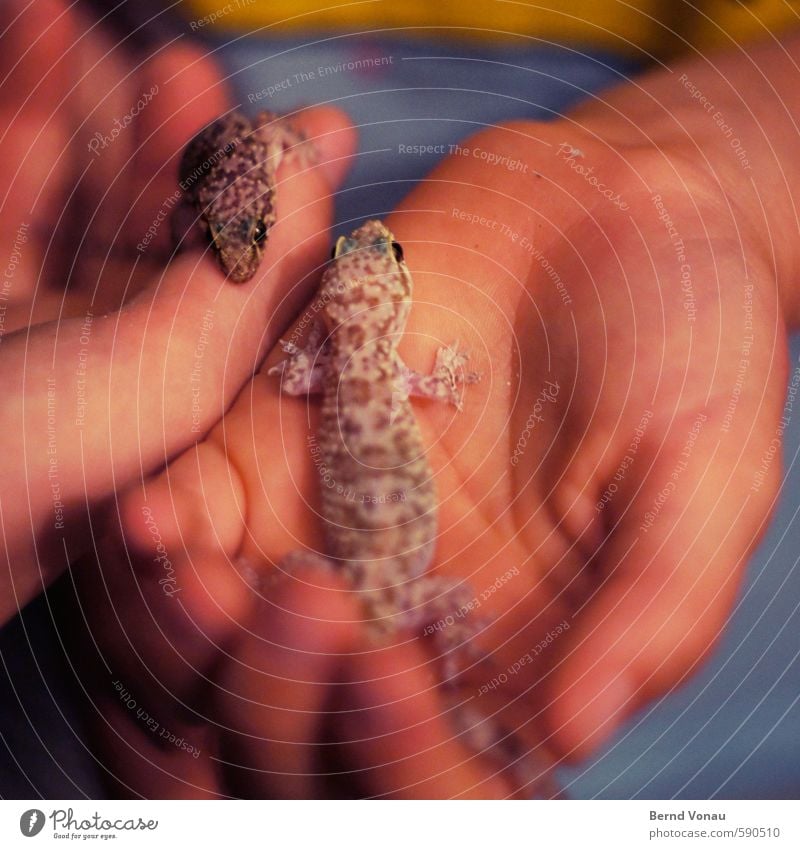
0, 0, 354, 624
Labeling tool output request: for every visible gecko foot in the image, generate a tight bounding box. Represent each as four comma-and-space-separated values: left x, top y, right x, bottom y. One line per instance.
434, 341, 481, 386
401, 340, 481, 411
268, 322, 329, 395
255, 111, 318, 169
434, 342, 481, 411
277, 339, 302, 356
266, 550, 337, 590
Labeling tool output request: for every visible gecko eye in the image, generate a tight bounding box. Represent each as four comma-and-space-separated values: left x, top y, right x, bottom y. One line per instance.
252, 220, 268, 244
391, 241, 404, 262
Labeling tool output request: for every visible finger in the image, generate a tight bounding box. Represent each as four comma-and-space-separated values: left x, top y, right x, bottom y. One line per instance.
291, 105, 356, 190
127, 42, 232, 251
0, 0, 76, 112
337, 643, 513, 799
0, 0, 81, 303
0, 114, 65, 305
1, 1, 148, 298
545, 406, 784, 759
88, 691, 221, 799
120, 438, 247, 565
214, 564, 360, 799
75, 440, 253, 707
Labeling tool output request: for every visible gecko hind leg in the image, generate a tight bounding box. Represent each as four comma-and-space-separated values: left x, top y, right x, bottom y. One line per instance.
266, 550, 339, 592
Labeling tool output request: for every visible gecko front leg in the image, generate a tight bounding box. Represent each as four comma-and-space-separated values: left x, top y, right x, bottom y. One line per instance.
268, 320, 329, 395
398, 341, 481, 411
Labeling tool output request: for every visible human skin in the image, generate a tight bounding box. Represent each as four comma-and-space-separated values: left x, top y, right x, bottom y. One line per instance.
0, 0, 353, 626
71, 30, 800, 796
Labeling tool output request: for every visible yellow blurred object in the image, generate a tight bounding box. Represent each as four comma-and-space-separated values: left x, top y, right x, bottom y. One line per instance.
181, 0, 799, 56
685, 0, 800, 51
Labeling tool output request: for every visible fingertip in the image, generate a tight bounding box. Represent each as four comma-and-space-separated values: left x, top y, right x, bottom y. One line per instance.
131, 43, 231, 231
545, 662, 637, 760
213, 565, 360, 798
177, 551, 258, 643
260, 563, 360, 651
347, 641, 435, 712
292, 106, 356, 189
138, 42, 231, 157
341, 644, 510, 798
543, 577, 733, 760
2, 0, 77, 111
119, 483, 180, 557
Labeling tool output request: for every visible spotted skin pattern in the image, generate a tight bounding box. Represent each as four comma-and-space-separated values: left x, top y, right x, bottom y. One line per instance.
270, 220, 559, 797
175, 110, 306, 283
270, 219, 476, 634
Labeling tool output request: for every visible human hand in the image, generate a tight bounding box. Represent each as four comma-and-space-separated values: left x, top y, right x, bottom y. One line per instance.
72, 50, 793, 797
0, 0, 353, 625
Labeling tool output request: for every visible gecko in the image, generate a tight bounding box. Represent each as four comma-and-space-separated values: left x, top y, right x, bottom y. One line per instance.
269, 219, 559, 798
173, 109, 308, 283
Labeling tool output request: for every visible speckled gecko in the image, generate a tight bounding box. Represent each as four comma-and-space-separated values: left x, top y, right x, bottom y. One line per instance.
174, 110, 307, 283
269, 220, 559, 797
269, 219, 478, 637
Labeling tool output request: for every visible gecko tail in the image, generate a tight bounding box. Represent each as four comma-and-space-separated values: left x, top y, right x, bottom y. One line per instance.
446, 700, 563, 799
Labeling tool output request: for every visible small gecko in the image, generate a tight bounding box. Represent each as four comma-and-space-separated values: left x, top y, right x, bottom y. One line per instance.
174, 110, 307, 283
270, 220, 559, 797
270, 219, 477, 635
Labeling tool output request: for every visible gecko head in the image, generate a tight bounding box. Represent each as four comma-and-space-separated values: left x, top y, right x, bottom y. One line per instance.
319, 219, 412, 330
331, 219, 404, 264
207, 214, 269, 284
